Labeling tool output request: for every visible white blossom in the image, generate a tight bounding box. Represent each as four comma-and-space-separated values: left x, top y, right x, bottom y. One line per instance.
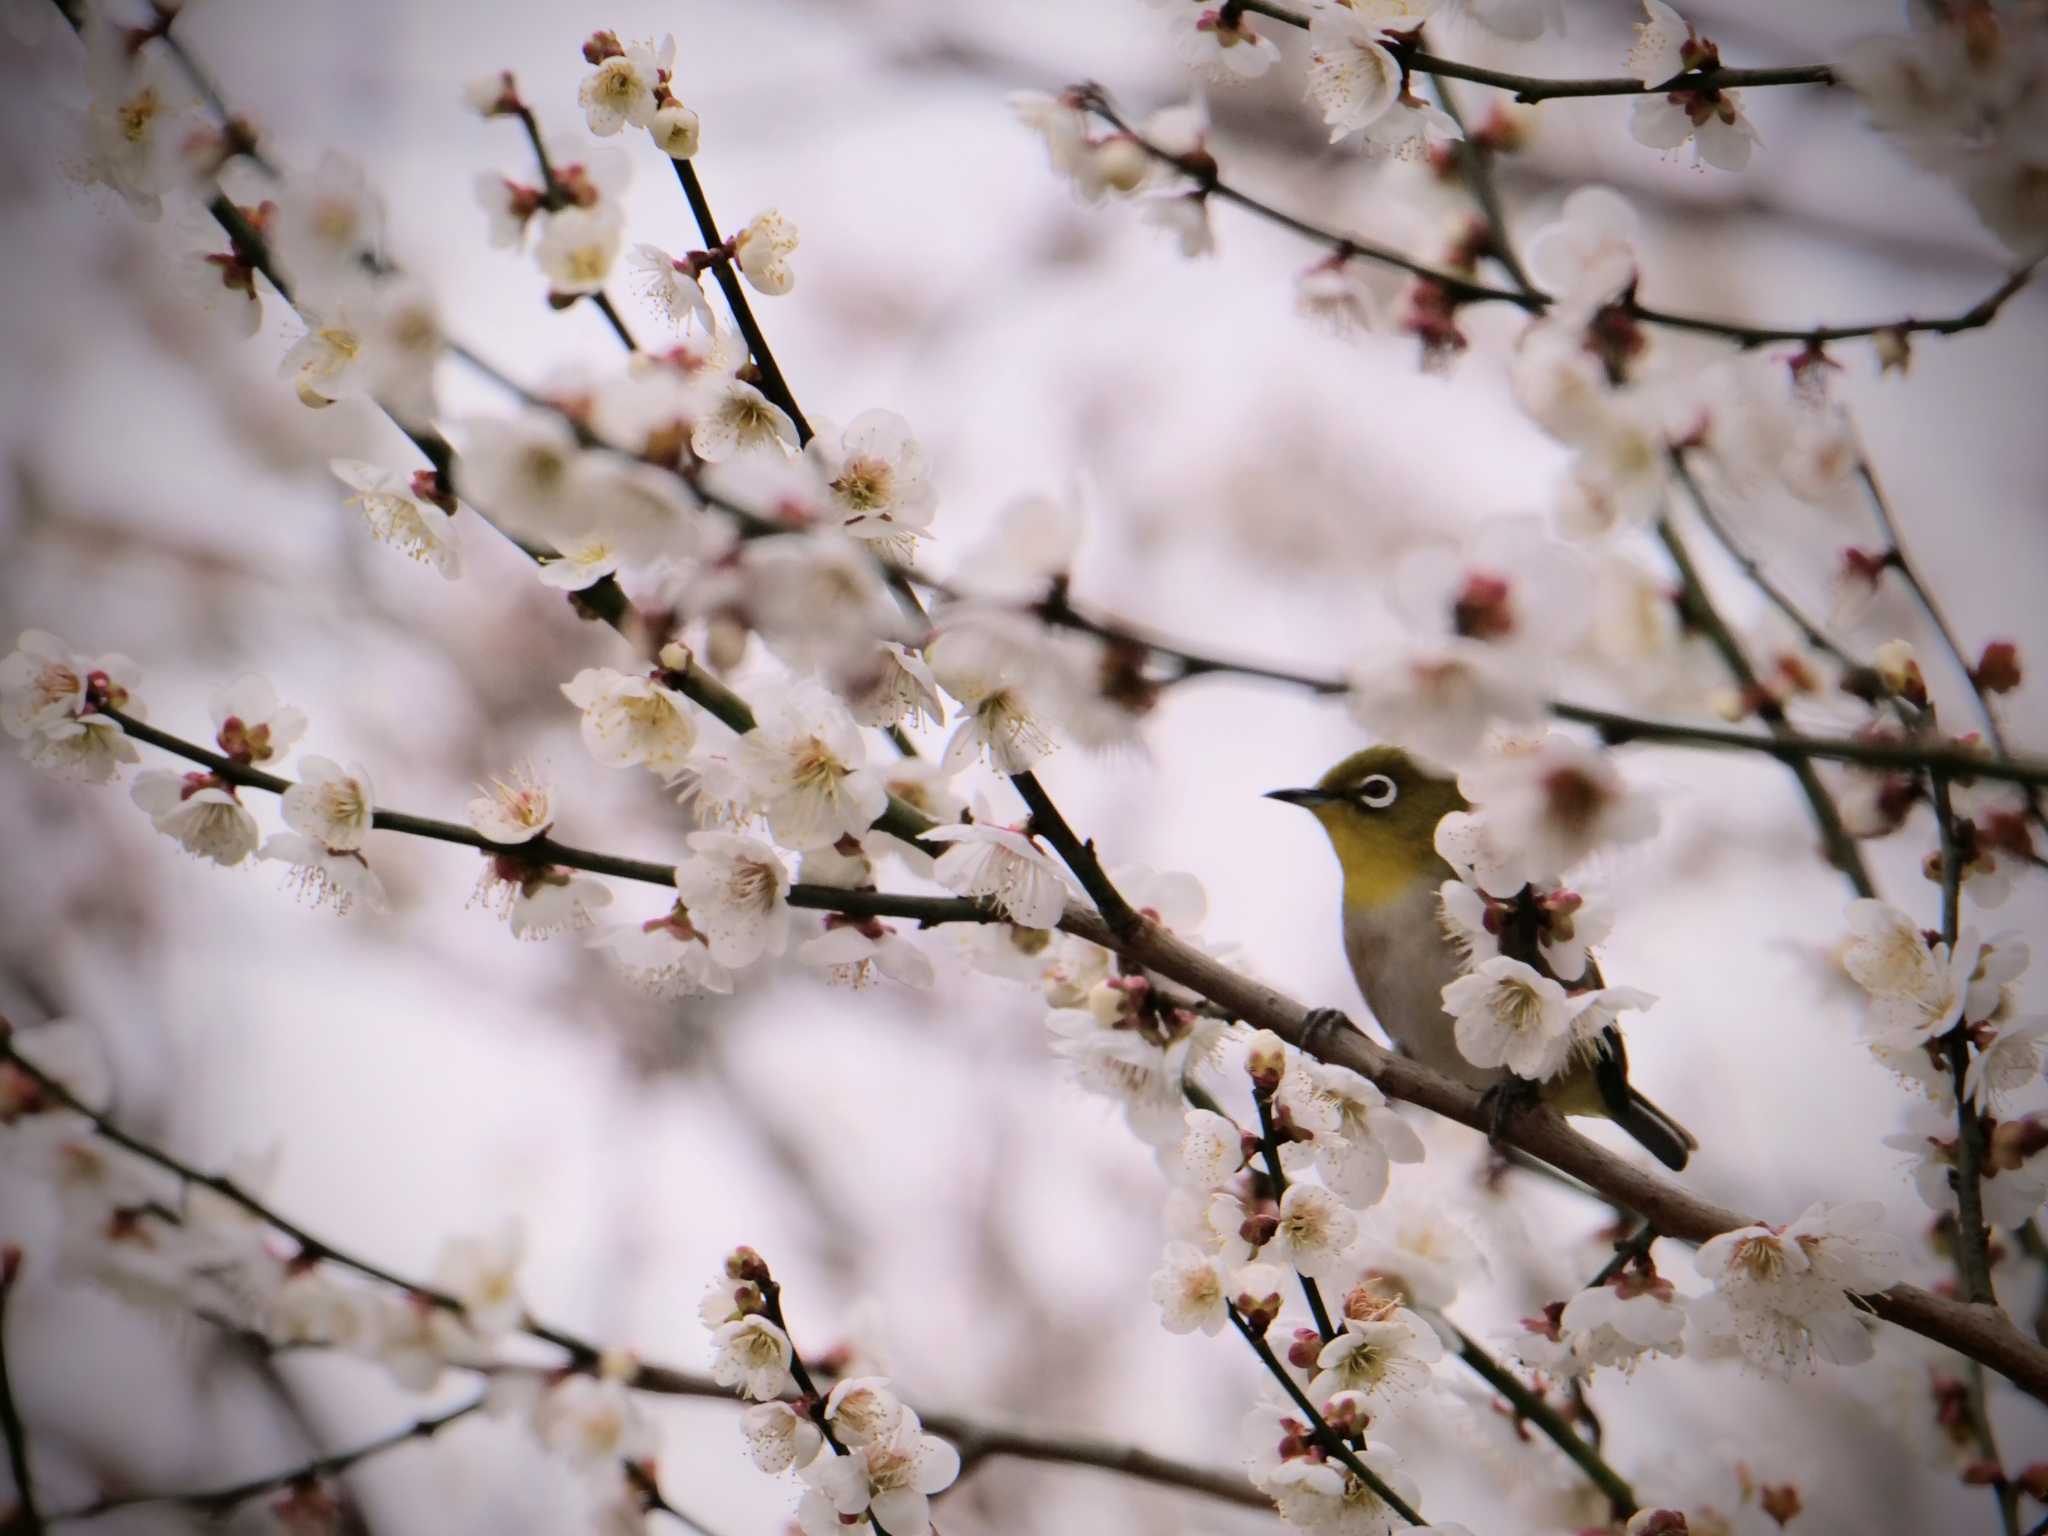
1270, 1182, 1360, 1281
208, 675, 306, 765
535, 1374, 655, 1470
927, 619, 1056, 774
807, 409, 937, 553
690, 377, 800, 463
3, 632, 144, 785
1625, 1, 1759, 171
1347, 640, 1546, 767
1558, 1266, 1688, 1372
452, 413, 585, 545
1306, 8, 1407, 143
1692, 1201, 1904, 1372
280, 301, 371, 409
736, 684, 887, 849
628, 244, 714, 332
1458, 736, 1658, 881
924, 818, 1071, 930
797, 1413, 959, 1536
672, 831, 792, 966
733, 210, 800, 296
1175, 1107, 1247, 1190
588, 905, 734, 997
1151, 1241, 1231, 1335
742, 1400, 824, 1473
537, 204, 625, 297
1526, 187, 1641, 309
72, 42, 190, 221
1309, 1302, 1444, 1404
579, 35, 673, 136
433, 1220, 525, 1338
825, 1378, 908, 1448
652, 102, 702, 159
562, 668, 699, 774
798, 918, 936, 990
1172, 5, 1282, 81
259, 834, 389, 915
131, 770, 261, 866
1442, 957, 1581, 1079
330, 460, 461, 576
1966, 1014, 2048, 1112
711, 1314, 795, 1400
1280, 1061, 1425, 1208
467, 764, 555, 844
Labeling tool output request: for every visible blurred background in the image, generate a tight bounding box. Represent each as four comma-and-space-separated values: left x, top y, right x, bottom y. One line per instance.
1, 0, 2044, 1529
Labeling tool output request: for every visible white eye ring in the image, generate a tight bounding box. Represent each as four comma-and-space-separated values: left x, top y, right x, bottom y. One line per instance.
1356, 774, 1398, 809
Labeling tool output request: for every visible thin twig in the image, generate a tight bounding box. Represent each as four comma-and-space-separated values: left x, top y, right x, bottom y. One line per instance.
0, 1251, 39, 1536
1251, 1095, 1337, 1343
48, 1398, 484, 1523
1933, 773, 1997, 1309
1655, 514, 1878, 898
1082, 93, 2038, 353
1226, 1306, 1424, 1525
1445, 1322, 1635, 1518
1009, 769, 1139, 935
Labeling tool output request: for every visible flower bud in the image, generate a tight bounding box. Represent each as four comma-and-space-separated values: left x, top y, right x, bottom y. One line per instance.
1759, 1484, 1801, 1526
652, 104, 701, 159
1874, 640, 1928, 708
1972, 640, 2022, 695
1244, 1029, 1287, 1094
724, 1246, 771, 1285
1626, 1513, 1688, 1536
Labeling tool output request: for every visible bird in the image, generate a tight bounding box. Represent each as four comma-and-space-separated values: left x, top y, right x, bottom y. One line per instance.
1266, 745, 1696, 1171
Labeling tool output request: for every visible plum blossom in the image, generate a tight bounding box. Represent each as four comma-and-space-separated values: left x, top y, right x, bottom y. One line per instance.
1556, 395, 1674, 539
1557, 1262, 1689, 1372
927, 619, 1057, 774
1966, 1014, 2048, 1112
1151, 1241, 1231, 1335
454, 412, 584, 544
797, 1413, 960, 1536
330, 460, 461, 577
923, 810, 1072, 930
72, 41, 191, 221
1691, 1201, 1904, 1372
492, 865, 614, 941
467, 764, 554, 844
825, 1378, 908, 1448
807, 410, 938, 554
652, 101, 702, 159
742, 1400, 823, 1474
798, 917, 936, 990
1442, 957, 1581, 1079
628, 243, 714, 332
690, 377, 800, 463
588, 904, 734, 997
271, 151, 384, 290
561, 668, 699, 774
737, 684, 886, 849
710, 1314, 795, 1401
1306, 7, 1407, 143
1459, 736, 1657, 881
432, 1220, 525, 1338
1526, 187, 1641, 309
578, 33, 673, 136
535, 1373, 655, 1471
2, 631, 144, 783
672, 831, 792, 967
1175, 1107, 1248, 1190
1046, 996, 1219, 1147
1309, 1300, 1444, 1404
733, 210, 800, 296
280, 301, 371, 409
838, 643, 945, 732
260, 835, 389, 915
1625, 1, 1759, 171
1279, 1061, 1425, 1208
1270, 1182, 1360, 1281
536, 204, 625, 298
208, 675, 306, 766
1170, 5, 1283, 82
1347, 640, 1546, 767
1890, 1111, 2048, 1230
131, 771, 261, 867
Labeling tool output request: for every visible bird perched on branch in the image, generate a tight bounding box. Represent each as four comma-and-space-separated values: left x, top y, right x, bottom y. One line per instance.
1267, 746, 1696, 1171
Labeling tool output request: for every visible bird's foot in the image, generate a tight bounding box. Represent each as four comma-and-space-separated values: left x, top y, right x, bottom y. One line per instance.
1479, 1074, 1541, 1149
1299, 1007, 1359, 1060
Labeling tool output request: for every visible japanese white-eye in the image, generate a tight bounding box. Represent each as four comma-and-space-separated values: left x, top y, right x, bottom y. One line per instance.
1268, 746, 1695, 1171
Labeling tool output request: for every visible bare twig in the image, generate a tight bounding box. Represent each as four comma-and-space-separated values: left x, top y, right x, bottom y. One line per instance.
0, 1250, 39, 1536
49, 1398, 484, 1524
1445, 1322, 1635, 1518
1010, 769, 1138, 935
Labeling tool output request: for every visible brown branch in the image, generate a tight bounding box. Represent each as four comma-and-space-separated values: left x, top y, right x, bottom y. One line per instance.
47, 1399, 484, 1524
1048, 906, 2048, 1404
1655, 510, 1877, 898
1009, 769, 1138, 935
1445, 1322, 1635, 1518
0, 1250, 39, 1536
1078, 92, 2038, 353
1933, 774, 1998, 1310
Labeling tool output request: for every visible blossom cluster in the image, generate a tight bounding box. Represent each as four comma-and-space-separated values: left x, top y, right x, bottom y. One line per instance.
0, 1018, 665, 1531
700, 1249, 959, 1536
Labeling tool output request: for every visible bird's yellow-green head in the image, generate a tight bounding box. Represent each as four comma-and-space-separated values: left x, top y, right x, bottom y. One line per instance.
1266, 747, 1467, 909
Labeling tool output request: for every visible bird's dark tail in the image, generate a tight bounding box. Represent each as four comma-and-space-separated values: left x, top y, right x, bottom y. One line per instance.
1614, 1088, 1697, 1172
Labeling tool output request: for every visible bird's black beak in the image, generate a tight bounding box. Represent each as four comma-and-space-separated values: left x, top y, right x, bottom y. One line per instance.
1264, 787, 1335, 808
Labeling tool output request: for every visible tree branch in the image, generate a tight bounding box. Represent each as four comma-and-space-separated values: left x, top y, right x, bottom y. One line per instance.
1445, 1322, 1635, 1518
1079, 92, 2038, 354
1048, 907, 2048, 1403
1655, 512, 1877, 898
1009, 769, 1139, 935
0, 1250, 39, 1536
47, 1399, 485, 1524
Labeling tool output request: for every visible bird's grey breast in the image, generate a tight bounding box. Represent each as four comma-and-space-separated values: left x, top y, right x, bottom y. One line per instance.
1341, 875, 1500, 1089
